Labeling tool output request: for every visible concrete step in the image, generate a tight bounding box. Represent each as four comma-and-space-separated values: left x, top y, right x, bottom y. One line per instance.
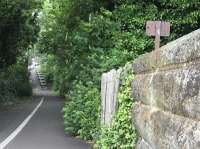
40, 81, 46, 84
40, 82, 46, 85
39, 78, 45, 81
38, 74, 44, 77
38, 74, 45, 76
40, 83, 46, 86
36, 71, 47, 88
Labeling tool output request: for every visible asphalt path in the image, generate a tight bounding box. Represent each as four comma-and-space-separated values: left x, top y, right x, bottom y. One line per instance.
0, 68, 91, 149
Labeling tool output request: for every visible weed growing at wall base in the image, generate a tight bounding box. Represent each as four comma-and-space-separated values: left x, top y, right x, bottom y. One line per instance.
96, 67, 137, 149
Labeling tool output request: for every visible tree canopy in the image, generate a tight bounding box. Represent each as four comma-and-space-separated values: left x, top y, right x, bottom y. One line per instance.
1, 0, 200, 148
37, 1, 200, 148
0, 0, 41, 106
0, 0, 41, 69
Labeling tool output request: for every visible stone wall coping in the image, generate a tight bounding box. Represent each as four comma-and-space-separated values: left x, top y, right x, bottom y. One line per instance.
133, 29, 200, 74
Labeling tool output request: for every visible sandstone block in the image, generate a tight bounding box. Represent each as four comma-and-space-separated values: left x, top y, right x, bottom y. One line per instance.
132, 63, 200, 120
133, 103, 200, 149
133, 29, 200, 74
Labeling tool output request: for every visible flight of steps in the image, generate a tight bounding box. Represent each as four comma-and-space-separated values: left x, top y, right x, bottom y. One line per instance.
36, 71, 47, 89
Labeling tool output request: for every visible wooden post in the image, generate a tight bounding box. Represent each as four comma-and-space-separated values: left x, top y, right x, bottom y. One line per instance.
101, 69, 121, 127
155, 21, 161, 49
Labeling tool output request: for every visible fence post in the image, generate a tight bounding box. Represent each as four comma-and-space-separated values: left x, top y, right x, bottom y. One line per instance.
101, 69, 121, 127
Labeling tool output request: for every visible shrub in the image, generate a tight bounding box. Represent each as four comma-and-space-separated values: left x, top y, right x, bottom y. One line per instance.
8, 62, 32, 97
0, 77, 16, 106
63, 81, 101, 140
0, 61, 32, 106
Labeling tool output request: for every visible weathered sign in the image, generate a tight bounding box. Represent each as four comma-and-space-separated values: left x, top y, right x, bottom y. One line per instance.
146, 21, 170, 49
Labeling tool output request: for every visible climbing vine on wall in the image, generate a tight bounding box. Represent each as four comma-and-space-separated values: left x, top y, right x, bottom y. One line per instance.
96, 64, 137, 149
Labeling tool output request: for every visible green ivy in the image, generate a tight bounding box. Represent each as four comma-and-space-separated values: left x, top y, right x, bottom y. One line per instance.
96, 66, 137, 149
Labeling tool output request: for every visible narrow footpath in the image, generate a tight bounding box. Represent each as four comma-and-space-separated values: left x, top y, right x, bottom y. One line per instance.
0, 68, 91, 149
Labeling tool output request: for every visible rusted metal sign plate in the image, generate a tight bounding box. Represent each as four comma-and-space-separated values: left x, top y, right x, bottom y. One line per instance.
146, 21, 170, 37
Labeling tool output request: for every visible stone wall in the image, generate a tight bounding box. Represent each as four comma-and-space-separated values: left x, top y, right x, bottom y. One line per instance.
132, 29, 200, 149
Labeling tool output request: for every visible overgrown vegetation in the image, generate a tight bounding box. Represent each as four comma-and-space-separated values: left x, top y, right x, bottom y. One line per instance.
63, 82, 101, 140
96, 64, 137, 149
0, 60, 32, 106
0, 0, 41, 106
37, 0, 200, 148
1, 0, 199, 147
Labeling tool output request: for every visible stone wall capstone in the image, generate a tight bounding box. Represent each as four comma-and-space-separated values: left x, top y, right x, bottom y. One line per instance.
132, 29, 200, 149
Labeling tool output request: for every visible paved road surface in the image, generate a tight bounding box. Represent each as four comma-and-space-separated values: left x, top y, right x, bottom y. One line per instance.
0, 68, 91, 149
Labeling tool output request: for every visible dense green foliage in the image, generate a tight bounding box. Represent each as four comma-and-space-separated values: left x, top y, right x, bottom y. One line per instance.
0, 0, 41, 68
96, 65, 137, 149
38, 0, 200, 148
0, 0, 41, 105
1, 0, 199, 146
63, 82, 100, 140
0, 60, 32, 106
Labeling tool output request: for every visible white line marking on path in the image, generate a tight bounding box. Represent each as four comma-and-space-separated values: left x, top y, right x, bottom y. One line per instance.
0, 98, 44, 149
